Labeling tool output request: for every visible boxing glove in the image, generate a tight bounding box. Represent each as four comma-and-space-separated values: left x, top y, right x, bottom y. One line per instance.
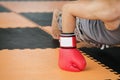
59, 33, 86, 72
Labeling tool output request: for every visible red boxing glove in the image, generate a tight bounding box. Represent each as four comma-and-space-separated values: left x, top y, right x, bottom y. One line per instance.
59, 33, 86, 72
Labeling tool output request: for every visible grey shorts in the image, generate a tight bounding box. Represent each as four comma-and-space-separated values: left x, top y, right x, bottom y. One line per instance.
57, 13, 120, 48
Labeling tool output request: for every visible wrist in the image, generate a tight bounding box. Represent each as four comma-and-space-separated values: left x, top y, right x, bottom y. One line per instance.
60, 33, 76, 48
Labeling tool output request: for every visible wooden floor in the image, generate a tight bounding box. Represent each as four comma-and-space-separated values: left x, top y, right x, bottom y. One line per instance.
0, 1, 119, 80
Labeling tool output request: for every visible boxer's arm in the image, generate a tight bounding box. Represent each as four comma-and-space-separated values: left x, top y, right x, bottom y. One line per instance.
62, 1, 99, 20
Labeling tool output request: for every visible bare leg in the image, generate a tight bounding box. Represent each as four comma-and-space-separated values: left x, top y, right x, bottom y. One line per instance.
61, 2, 92, 33
52, 2, 93, 37
61, 3, 94, 48
51, 9, 61, 39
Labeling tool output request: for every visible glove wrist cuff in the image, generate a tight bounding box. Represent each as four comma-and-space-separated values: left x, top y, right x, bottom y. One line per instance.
60, 33, 76, 48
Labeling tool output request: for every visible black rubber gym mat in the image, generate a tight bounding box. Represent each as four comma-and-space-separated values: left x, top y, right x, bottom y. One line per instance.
0, 5, 11, 12
21, 13, 53, 26
79, 47, 120, 74
0, 28, 119, 75
0, 28, 59, 49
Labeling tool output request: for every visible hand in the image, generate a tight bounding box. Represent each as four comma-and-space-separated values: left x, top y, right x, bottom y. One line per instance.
59, 48, 86, 72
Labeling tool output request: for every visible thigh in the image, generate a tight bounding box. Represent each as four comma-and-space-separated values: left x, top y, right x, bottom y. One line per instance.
62, 1, 97, 20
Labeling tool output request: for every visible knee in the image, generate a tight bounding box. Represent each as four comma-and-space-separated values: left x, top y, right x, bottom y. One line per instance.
62, 4, 72, 13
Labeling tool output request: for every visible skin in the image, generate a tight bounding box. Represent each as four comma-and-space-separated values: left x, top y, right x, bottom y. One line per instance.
51, 9, 61, 39
52, 0, 120, 39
